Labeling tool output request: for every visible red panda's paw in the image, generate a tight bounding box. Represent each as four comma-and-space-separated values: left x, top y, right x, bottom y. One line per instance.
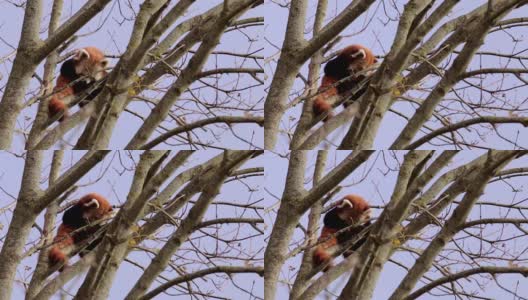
48, 247, 68, 268
358, 208, 372, 225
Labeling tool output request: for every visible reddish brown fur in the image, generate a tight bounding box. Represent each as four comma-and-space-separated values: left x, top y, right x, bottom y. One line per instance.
338, 194, 371, 223
313, 45, 377, 122
313, 76, 339, 121
341, 45, 377, 74
48, 98, 69, 122
312, 194, 371, 270
48, 47, 108, 122
48, 193, 112, 271
48, 75, 74, 121
312, 226, 339, 271
48, 225, 75, 269
77, 192, 113, 221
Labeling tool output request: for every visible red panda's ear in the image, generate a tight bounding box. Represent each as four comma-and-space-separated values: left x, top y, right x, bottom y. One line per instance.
74, 49, 90, 61
373, 57, 378, 64
83, 198, 100, 209
338, 199, 354, 209
349, 48, 366, 59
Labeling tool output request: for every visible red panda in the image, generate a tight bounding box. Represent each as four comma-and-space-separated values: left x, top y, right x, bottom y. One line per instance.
313, 45, 377, 122
312, 194, 371, 271
48, 193, 113, 271
48, 47, 109, 122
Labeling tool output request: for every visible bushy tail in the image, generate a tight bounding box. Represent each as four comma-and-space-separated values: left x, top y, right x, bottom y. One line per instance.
48, 97, 68, 122
312, 246, 333, 272
48, 224, 74, 271
313, 75, 339, 122
312, 227, 339, 271
313, 98, 333, 121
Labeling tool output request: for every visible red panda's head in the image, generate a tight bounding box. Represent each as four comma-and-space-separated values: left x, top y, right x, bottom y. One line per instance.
73, 47, 108, 81
78, 193, 113, 222
335, 194, 371, 225
340, 45, 377, 75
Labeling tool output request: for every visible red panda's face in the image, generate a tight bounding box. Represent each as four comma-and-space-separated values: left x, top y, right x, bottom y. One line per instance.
73, 47, 108, 82
79, 193, 113, 222
341, 45, 377, 76
335, 194, 371, 225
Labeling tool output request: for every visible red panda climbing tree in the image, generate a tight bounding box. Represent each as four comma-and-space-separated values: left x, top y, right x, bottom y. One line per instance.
264, 0, 528, 150
264, 150, 528, 300
47, 47, 109, 123
0, 150, 264, 300
311, 195, 371, 272
0, 1, 264, 150
48, 193, 113, 271
312, 45, 377, 122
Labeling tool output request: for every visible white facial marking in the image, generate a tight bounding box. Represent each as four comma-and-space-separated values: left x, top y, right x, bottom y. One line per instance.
77, 49, 90, 61
83, 198, 100, 209
338, 199, 353, 209
350, 49, 366, 59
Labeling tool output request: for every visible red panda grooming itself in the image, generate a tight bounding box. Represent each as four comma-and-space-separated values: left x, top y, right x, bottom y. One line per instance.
48, 193, 113, 271
312, 194, 371, 271
313, 45, 377, 122
48, 47, 109, 122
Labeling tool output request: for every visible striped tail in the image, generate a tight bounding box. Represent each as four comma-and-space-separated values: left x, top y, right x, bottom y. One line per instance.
48, 77, 75, 122
48, 224, 75, 271
313, 75, 339, 121
312, 226, 339, 271
48, 97, 68, 121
